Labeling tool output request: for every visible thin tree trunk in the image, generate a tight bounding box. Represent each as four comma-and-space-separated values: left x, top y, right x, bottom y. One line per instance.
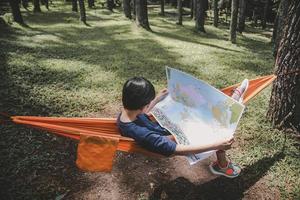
230, 0, 238, 43
267, 0, 300, 134
44, 0, 49, 10
261, 0, 269, 29
213, 0, 218, 27
22, 0, 28, 9
9, 0, 24, 24
273, 0, 289, 57
160, 0, 165, 16
136, 0, 150, 30
88, 0, 95, 8
72, 0, 78, 12
193, 0, 197, 20
133, 0, 136, 16
78, 0, 86, 23
190, 0, 194, 19
195, 0, 206, 32
107, 0, 114, 11
33, 0, 42, 12
237, 0, 246, 33
177, 0, 182, 25
123, 0, 132, 19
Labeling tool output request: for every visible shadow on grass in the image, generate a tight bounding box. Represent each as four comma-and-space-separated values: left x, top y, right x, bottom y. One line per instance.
0, 26, 93, 199
149, 152, 285, 200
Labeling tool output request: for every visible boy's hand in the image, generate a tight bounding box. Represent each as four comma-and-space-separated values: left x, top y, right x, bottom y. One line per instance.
217, 137, 234, 150
155, 88, 169, 102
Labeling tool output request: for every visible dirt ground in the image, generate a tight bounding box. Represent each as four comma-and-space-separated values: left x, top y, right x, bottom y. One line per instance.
0, 108, 283, 200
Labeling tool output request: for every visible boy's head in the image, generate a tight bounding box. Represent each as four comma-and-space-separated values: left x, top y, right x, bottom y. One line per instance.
122, 77, 155, 110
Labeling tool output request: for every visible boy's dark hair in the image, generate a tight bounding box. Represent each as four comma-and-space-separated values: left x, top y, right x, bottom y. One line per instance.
122, 77, 155, 110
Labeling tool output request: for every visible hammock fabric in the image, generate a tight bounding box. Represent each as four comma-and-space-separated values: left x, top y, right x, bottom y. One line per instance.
4, 75, 276, 172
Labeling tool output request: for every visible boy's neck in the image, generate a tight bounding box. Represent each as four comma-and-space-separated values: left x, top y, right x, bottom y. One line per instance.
121, 108, 143, 122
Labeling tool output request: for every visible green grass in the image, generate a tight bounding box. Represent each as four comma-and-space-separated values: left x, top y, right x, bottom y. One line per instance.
0, 2, 299, 199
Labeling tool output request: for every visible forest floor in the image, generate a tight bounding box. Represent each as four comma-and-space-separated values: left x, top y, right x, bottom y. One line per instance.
0, 2, 299, 200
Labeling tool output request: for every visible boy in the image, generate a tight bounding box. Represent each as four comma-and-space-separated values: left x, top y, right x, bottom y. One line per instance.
117, 77, 248, 178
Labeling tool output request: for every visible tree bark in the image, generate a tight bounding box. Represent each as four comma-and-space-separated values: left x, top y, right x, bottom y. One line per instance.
230, 0, 238, 43
107, 0, 114, 11
213, 0, 218, 27
136, 0, 150, 30
22, 0, 29, 9
88, 0, 95, 8
78, 0, 86, 23
177, 0, 183, 25
273, 0, 289, 57
261, 0, 269, 29
160, 0, 165, 16
267, 0, 300, 134
123, 0, 132, 19
33, 0, 42, 12
237, 0, 246, 33
72, 0, 78, 12
133, 0, 136, 16
195, 0, 206, 32
190, 0, 194, 19
9, 0, 24, 24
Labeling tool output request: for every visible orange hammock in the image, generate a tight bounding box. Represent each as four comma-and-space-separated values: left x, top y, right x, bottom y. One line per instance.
3, 75, 276, 172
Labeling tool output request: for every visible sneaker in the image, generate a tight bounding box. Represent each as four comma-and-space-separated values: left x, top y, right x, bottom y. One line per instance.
209, 161, 241, 178
231, 79, 249, 103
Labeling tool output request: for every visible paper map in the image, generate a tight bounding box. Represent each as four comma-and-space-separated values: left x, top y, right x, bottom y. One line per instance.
151, 67, 245, 164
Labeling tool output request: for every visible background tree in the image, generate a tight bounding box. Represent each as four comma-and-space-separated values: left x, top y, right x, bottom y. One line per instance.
160, 0, 165, 16
135, 0, 150, 30
177, 0, 183, 25
229, 0, 238, 43
237, 0, 246, 33
78, 0, 86, 24
213, 0, 218, 27
33, 0, 42, 12
261, 0, 269, 29
72, 0, 78, 12
195, 0, 206, 32
9, 0, 24, 24
87, 0, 95, 8
107, 0, 114, 11
190, 0, 194, 19
272, 0, 289, 57
123, 0, 131, 19
267, 0, 300, 134
22, 0, 28, 10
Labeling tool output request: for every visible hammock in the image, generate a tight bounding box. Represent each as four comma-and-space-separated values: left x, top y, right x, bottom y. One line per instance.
2, 75, 276, 172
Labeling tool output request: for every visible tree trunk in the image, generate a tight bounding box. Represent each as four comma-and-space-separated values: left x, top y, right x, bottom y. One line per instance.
261, 0, 269, 29
160, 0, 165, 16
72, 0, 78, 12
267, 0, 300, 134
273, 0, 289, 57
195, 0, 206, 32
44, 0, 49, 10
190, 0, 193, 19
123, 0, 132, 19
33, 0, 42, 12
135, 0, 150, 30
9, 0, 24, 24
229, 0, 238, 43
88, 0, 95, 8
177, 0, 182, 25
213, 0, 218, 27
133, 0, 136, 16
107, 0, 114, 11
78, 0, 86, 23
22, 0, 29, 9
237, 0, 246, 33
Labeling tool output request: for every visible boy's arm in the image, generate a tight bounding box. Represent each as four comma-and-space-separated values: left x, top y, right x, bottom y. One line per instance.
173, 137, 234, 155
145, 88, 168, 114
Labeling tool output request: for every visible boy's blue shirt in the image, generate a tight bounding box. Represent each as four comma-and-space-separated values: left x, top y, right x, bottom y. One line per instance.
117, 113, 177, 156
